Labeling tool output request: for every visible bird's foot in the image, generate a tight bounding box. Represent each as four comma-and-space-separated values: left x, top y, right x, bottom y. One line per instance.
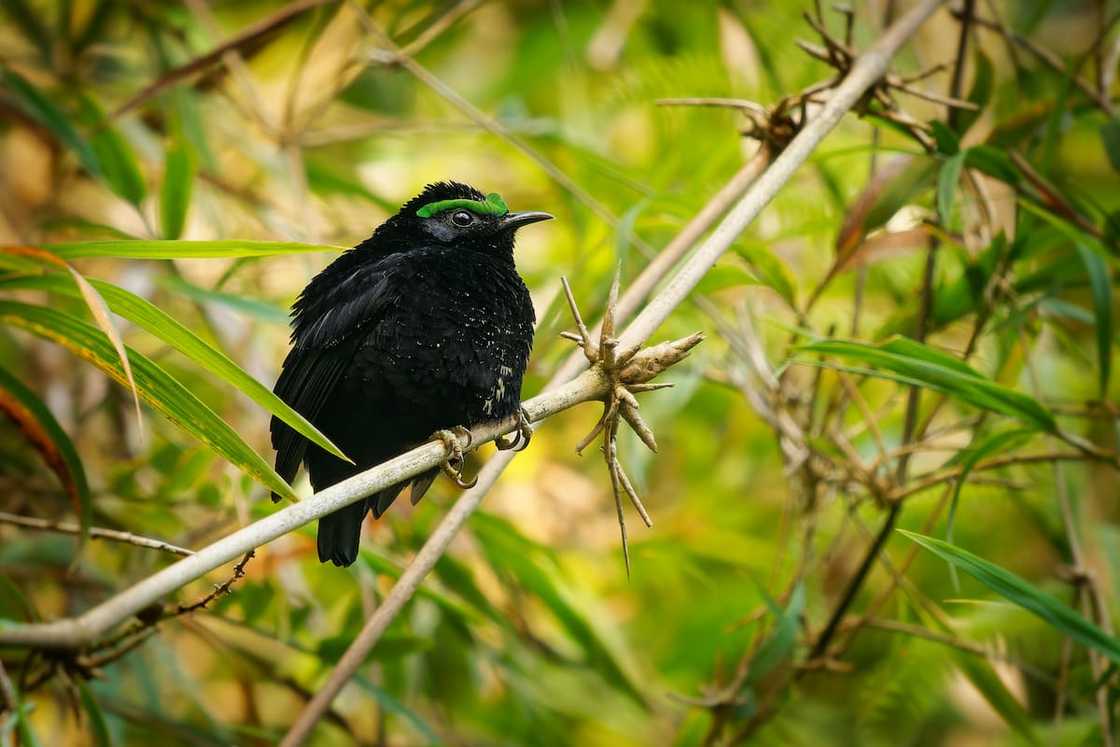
495, 406, 533, 452
429, 426, 477, 489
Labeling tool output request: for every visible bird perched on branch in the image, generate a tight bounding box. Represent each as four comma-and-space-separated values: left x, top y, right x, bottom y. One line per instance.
271, 181, 550, 566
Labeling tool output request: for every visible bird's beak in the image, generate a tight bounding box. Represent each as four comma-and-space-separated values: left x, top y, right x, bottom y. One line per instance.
499, 211, 553, 230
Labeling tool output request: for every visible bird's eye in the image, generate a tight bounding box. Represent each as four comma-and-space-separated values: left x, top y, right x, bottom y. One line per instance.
450, 210, 474, 227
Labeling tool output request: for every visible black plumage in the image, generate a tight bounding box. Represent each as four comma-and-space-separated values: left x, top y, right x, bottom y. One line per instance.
270, 181, 549, 566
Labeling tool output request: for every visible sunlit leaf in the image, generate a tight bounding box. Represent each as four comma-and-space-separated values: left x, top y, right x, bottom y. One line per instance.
0, 273, 348, 463
900, 530, 1120, 664
1, 246, 143, 434
798, 337, 1056, 431
0, 301, 297, 500
48, 239, 343, 260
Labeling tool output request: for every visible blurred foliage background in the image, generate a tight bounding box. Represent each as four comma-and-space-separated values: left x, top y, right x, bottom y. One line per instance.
1, 0, 1120, 745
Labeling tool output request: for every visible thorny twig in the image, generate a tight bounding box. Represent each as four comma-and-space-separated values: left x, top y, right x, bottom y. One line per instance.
14, 552, 256, 696
561, 273, 702, 574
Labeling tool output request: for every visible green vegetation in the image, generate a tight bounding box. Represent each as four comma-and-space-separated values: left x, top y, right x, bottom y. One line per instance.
0, 1, 1118, 745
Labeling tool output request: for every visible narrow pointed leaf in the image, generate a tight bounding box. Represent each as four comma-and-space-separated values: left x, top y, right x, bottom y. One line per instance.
0, 274, 349, 463
798, 337, 1056, 431
944, 428, 1035, 589
0, 301, 297, 499
900, 530, 1120, 664
2, 247, 143, 432
1, 69, 100, 176
937, 152, 965, 227
79, 96, 146, 206
47, 239, 343, 260
0, 365, 92, 546
160, 139, 195, 239
1076, 242, 1113, 397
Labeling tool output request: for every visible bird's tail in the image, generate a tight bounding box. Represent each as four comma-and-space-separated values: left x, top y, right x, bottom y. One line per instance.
317, 500, 369, 567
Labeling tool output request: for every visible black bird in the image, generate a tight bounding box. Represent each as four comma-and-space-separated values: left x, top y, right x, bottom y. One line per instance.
270, 181, 550, 566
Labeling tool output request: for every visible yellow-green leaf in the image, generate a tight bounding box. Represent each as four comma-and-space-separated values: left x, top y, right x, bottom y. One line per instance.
0, 301, 297, 500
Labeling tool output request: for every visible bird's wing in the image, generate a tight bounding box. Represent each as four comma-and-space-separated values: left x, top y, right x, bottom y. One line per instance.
269, 253, 406, 495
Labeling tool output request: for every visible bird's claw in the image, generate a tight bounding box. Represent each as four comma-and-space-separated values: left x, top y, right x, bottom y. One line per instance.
495, 406, 532, 452
430, 426, 477, 489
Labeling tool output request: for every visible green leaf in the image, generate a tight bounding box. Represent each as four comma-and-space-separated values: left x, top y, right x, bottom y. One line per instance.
160, 139, 195, 239
159, 275, 289, 325
1076, 242, 1113, 397
964, 145, 1019, 185
798, 337, 1057, 431
0, 365, 92, 546
78, 96, 146, 206
747, 582, 804, 683
956, 50, 993, 135
937, 152, 965, 227
471, 512, 647, 706
47, 239, 343, 260
954, 654, 1040, 745
930, 120, 960, 155
695, 264, 758, 294
1, 69, 100, 176
737, 242, 797, 308
350, 674, 444, 745
0, 274, 348, 463
78, 683, 115, 747
900, 530, 1120, 664
14, 703, 44, 747
2, 0, 51, 61
1101, 119, 1120, 174
0, 301, 297, 500
944, 428, 1036, 589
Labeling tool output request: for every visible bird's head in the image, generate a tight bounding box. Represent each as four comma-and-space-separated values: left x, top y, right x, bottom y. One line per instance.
369, 181, 552, 257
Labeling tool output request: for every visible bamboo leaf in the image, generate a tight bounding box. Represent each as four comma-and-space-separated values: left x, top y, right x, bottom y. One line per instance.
0, 69, 100, 176
159, 274, 289, 325
471, 512, 647, 706
944, 428, 1036, 590
747, 582, 804, 683
1101, 119, 1120, 174
0, 301, 297, 500
0, 273, 349, 463
0, 365, 92, 547
798, 337, 1057, 431
956, 50, 993, 135
78, 96, 146, 206
2, 247, 143, 433
48, 239, 343, 260
937, 152, 965, 227
78, 683, 115, 747
1076, 242, 1113, 397
900, 530, 1120, 664
160, 139, 195, 239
